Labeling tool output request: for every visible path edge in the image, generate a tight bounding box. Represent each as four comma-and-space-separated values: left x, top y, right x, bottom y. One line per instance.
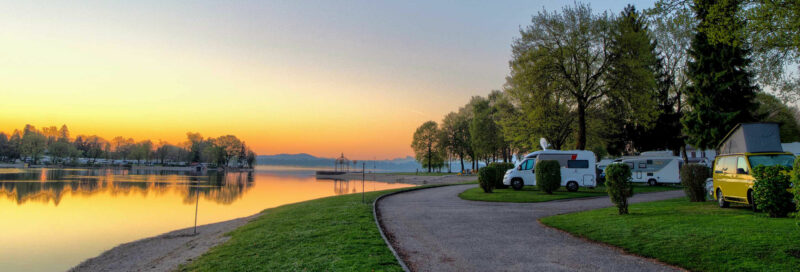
373, 184, 470, 272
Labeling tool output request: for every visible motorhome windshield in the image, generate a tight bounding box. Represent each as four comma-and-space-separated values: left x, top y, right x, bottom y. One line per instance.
747, 154, 795, 169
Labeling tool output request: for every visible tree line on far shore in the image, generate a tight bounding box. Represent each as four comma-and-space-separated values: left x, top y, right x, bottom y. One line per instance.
0, 124, 257, 168
412, 0, 800, 173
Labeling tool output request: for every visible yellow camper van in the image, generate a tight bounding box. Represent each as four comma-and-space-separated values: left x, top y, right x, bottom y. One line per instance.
713, 153, 794, 209
712, 123, 795, 210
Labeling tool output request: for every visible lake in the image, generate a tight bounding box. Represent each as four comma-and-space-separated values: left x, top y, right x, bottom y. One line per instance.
0, 166, 412, 272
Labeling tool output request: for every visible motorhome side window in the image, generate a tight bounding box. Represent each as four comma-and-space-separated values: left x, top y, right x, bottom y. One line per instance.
567, 160, 588, 168
639, 162, 646, 168
525, 160, 534, 170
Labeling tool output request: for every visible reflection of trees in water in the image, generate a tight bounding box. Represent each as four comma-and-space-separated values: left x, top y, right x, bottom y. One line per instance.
182, 172, 254, 205
0, 169, 254, 206
331, 179, 360, 195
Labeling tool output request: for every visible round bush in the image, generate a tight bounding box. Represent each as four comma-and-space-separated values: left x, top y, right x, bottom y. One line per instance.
535, 160, 561, 194
752, 165, 795, 218
680, 164, 709, 202
490, 162, 515, 189
478, 166, 498, 193
605, 163, 633, 215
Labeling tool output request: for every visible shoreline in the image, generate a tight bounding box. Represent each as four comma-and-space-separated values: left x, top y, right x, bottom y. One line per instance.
317, 172, 476, 185
70, 215, 257, 272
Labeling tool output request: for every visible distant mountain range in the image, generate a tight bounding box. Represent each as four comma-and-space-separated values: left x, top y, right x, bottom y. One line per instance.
256, 153, 424, 172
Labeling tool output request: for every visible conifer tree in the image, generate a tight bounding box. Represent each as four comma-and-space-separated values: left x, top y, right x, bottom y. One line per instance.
682, 0, 757, 149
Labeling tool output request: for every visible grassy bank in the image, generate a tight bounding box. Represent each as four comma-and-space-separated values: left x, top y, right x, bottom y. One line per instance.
459, 185, 680, 203
540, 198, 800, 271
179, 188, 412, 271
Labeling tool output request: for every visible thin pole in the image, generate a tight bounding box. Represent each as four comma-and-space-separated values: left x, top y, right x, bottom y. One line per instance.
362, 163, 365, 204
194, 190, 199, 235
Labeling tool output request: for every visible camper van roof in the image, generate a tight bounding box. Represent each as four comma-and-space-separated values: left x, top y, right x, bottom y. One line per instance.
717, 123, 784, 155
524, 150, 593, 158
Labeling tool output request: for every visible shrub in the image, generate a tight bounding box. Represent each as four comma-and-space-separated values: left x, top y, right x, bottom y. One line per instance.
535, 160, 561, 194
490, 162, 515, 189
752, 165, 794, 218
605, 163, 633, 215
680, 164, 709, 202
793, 158, 800, 219
478, 165, 498, 193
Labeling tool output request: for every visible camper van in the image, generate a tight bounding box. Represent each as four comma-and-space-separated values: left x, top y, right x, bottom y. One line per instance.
713, 123, 796, 211
619, 156, 683, 185
502, 150, 597, 192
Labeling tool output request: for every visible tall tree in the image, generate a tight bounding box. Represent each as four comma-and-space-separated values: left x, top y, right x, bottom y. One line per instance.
440, 111, 470, 173
682, 0, 758, 150
513, 3, 613, 150
603, 5, 680, 155
469, 96, 500, 165
646, 0, 695, 161
411, 121, 440, 173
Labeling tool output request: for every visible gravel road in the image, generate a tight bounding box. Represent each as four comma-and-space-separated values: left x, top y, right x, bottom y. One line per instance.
377, 184, 686, 272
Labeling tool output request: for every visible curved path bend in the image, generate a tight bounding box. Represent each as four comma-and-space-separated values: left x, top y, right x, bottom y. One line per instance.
377, 184, 685, 272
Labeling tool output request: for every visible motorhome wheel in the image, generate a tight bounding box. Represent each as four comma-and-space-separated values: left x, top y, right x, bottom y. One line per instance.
511, 179, 523, 190
566, 181, 578, 192
647, 179, 658, 186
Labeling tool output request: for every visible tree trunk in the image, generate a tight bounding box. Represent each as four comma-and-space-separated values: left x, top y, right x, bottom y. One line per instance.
576, 102, 587, 150
427, 143, 432, 173
460, 155, 465, 174
680, 144, 689, 164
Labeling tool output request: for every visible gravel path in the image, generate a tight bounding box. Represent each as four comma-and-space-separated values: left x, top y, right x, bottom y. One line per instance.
377, 185, 686, 272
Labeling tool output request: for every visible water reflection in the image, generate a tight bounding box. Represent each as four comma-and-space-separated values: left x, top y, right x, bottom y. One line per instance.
0, 166, 412, 272
0, 168, 254, 206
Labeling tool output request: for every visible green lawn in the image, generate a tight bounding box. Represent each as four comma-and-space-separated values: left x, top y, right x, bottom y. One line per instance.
458, 185, 680, 203
178, 188, 412, 271
540, 198, 800, 272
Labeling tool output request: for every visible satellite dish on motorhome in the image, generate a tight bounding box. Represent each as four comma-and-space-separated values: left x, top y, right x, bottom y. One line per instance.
540, 138, 550, 150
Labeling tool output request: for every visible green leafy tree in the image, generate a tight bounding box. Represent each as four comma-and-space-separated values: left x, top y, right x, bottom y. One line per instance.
440, 111, 471, 173
682, 0, 758, 150
469, 96, 501, 166
505, 45, 574, 151
215, 135, 243, 167
411, 121, 440, 173
754, 92, 800, 142
513, 3, 613, 150
21, 127, 46, 164
601, 5, 665, 155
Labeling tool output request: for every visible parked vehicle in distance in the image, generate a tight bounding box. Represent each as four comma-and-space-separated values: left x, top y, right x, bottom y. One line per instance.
503, 150, 597, 192
619, 156, 683, 186
713, 123, 796, 211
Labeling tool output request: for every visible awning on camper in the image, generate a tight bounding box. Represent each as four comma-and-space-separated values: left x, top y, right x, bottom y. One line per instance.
717, 123, 784, 155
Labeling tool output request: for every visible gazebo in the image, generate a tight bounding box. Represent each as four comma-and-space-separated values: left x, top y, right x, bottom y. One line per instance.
334, 153, 350, 173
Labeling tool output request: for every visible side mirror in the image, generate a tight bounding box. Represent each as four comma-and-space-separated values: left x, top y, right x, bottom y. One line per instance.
737, 168, 747, 174
517, 165, 522, 170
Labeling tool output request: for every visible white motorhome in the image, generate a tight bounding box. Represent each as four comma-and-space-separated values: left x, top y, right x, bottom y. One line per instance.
618, 155, 683, 185
502, 149, 597, 192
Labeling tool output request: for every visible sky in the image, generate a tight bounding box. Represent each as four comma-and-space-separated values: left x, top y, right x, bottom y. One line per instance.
0, 0, 655, 159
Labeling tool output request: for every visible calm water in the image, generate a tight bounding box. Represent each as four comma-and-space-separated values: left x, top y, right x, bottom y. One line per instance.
0, 166, 412, 272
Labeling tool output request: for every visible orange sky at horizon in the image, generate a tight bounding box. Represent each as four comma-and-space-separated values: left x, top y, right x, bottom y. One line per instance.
0, 1, 642, 160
